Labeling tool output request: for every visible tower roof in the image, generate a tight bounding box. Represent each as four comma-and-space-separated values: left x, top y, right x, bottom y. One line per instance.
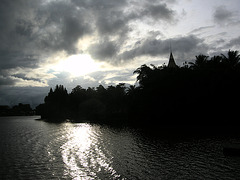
167, 52, 177, 68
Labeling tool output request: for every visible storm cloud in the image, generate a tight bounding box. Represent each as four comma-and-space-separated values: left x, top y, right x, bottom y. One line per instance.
89, 39, 119, 61
119, 35, 209, 63
0, 0, 177, 72
213, 6, 240, 26
142, 3, 176, 21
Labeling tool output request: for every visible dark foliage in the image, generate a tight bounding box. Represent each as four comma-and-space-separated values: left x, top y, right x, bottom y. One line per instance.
36, 83, 128, 124
36, 50, 240, 127
0, 103, 34, 116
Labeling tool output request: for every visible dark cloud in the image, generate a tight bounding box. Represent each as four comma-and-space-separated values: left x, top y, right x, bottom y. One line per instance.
0, 73, 48, 87
119, 35, 209, 62
0, 0, 95, 89
0, 1, 45, 75
0, 76, 16, 86
15, 19, 35, 37
72, 0, 130, 38
0, 0, 178, 74
37, 1, 92, 54
142, 3, 176, 21
0, 71, 45, 87
0, 51, 40, 72
71, 0, 127, 11
189, 26, 215, 34
227, 36, 240, 48
0, 0, 92, 70
88, 32, 209, 65
213, 6, 239, 26
214, 6, 232, 23
85, 0, 177, 62
12, 73, 43, 84
95, 11, 131, 36
0, 0, 41, 51
88, 39, 119, 61
172, 36, 208, 55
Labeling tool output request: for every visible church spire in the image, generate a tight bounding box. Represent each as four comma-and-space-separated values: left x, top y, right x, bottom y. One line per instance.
167, 43, 177, 68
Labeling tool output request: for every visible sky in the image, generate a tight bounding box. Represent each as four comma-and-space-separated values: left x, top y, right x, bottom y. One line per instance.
0, 0, 240, 107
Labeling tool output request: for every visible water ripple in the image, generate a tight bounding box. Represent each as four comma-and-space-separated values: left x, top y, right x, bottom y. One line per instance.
1, 117, 240, 179
60, 123, 121, 179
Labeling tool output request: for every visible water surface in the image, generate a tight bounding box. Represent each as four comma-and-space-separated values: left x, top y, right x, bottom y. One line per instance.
0, 116, 240, 179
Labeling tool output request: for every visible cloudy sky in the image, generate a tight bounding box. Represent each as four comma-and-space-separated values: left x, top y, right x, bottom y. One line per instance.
0, 0, 240, 107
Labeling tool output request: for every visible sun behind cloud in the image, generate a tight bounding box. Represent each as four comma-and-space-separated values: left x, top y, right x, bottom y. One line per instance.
54, 54, 103, 77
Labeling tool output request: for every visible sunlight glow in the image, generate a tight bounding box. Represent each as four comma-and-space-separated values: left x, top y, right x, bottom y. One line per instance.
61, 124, 93, 179
60, 123, 120, 179
55, 54, 102, 77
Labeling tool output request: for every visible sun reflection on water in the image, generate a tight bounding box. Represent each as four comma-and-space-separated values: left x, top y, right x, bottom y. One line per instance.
60, 123, 120, 179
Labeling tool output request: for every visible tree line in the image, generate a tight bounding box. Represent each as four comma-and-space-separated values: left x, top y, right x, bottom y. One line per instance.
36, 83, 129, 123
36, 50, 240, 127
0, 103, 34, 116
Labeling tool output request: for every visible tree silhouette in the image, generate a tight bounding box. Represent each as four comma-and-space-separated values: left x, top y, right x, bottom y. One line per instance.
40, 85, 69, 121
36, 50, 240, 127
126, 85, 136, 96
221, 50, 240, 69
189, 54, 209, 69
133, 64, 154, 87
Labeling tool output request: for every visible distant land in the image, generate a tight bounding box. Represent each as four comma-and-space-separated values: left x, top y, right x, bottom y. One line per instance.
0, 103, 35, 116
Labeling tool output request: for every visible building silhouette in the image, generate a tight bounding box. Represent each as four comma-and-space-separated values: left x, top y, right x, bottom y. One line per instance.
167, 51, 177, 68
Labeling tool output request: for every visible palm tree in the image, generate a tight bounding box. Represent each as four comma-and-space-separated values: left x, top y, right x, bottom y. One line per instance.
208, 55, 223, 69
189, 54, 209, 69
210, 55, 222, 64
221, 50, 240, 68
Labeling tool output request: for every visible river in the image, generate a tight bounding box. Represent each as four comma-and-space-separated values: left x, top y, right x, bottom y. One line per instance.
0, 116, 240, 179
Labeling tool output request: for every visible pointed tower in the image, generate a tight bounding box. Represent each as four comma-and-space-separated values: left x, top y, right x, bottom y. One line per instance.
167, 42, 177, 68
167, 51, 177, 68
